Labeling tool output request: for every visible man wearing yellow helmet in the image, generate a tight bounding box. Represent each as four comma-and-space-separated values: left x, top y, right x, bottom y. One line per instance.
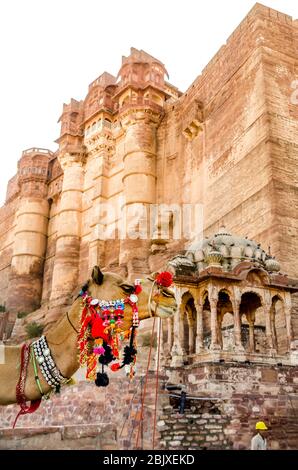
250, 421, 268, 450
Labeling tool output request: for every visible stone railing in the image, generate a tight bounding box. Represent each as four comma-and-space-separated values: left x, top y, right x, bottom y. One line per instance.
22, 148, 53, 156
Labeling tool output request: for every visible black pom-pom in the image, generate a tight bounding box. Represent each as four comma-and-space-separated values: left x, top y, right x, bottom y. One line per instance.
122, 345, 137, 365
98, 344, 115, 365
95, 372, 109, 387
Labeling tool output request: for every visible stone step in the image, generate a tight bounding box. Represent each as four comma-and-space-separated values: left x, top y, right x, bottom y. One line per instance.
0, 423, 117, 450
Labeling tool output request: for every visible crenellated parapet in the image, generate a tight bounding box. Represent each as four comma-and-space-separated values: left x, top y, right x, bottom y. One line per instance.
17, 147, 53, 198
58, 99, 84, 140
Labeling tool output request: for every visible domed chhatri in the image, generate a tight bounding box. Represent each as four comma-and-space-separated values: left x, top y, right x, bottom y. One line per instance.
182, 226, 281, 274
166, 227, 297, 370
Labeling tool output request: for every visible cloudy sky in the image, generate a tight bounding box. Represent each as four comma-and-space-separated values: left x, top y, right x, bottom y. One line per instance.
0, 0, 297, 204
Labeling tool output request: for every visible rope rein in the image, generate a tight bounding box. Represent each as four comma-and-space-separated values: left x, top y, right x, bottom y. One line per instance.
134, 273, 174, 449
135, 278, 159, 448
66, 310, 79, 334
135, 312, 157, 449
135, 274, 172, 448
152, 316, 162, 449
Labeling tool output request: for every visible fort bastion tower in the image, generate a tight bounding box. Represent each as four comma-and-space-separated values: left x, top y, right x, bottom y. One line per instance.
0, 4, 297, 334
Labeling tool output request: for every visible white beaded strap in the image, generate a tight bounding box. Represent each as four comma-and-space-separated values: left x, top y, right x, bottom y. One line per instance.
32, 336, 68, 389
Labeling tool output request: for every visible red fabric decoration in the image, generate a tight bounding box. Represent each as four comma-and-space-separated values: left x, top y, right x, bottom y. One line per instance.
114, 308, 123, 316
110, 363, 121, 371
91, 317, 108, 341
78, 306, 98, 380
156, 271, 173, 287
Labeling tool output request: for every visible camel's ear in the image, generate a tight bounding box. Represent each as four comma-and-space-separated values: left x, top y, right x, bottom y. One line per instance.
92, 266, 104, 285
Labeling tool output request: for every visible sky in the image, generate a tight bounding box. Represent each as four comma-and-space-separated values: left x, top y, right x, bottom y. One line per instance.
0, 0, 297, 205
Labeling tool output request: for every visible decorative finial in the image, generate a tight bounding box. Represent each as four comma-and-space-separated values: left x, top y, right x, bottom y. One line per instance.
211, 239, 217, 249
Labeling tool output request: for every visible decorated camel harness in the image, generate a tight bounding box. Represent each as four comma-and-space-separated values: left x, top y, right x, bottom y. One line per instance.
9, 269, 174, 427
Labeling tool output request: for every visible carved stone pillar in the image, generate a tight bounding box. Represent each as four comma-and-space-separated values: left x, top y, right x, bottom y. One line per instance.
171, 291, 185, 366
189, 319, 194, 354
179, 306, 185, 354
284, 294, 294, 350
248, 315, 255, 353
270, 303, 278, 351
155, 317, 165, 369
208, 286, 220, 351
232, 287, 244, 352
167, 316, 174, 356
195, 300, 204, 353
264, 305, 274, 352
218, 315, 223, 350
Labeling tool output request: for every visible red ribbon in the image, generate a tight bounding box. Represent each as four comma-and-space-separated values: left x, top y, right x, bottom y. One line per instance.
13, 343, 41, 428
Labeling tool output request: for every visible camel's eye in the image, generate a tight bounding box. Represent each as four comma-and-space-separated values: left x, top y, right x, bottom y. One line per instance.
120, 284, 135, 294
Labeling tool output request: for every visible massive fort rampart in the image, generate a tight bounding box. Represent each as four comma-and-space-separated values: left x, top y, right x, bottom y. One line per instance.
0, 4, 297, 322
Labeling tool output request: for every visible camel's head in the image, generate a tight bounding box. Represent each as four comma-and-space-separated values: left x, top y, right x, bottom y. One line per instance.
83, 266, 177, 331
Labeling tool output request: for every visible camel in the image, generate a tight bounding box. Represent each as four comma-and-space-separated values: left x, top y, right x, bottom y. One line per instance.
0, 267, 177, 406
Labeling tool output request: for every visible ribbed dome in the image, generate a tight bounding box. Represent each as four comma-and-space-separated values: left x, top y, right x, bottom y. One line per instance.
186, 227, 279, 273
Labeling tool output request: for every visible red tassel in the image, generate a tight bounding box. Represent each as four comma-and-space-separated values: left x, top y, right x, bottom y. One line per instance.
156, 271, 173, 287
134, 284, 142, 294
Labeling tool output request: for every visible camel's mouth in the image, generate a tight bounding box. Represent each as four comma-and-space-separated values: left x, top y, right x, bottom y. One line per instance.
150, 301, 176, 318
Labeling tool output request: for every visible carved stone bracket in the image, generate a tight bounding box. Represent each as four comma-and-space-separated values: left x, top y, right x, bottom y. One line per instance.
182, 100, 204, 141
85, 133, 115, 157
58, 149, 86, 170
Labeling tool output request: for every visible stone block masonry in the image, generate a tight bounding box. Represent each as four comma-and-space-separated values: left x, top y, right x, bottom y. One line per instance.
0, 363, 297, 450
0, 372, 166, 450
161, 363, 298, 450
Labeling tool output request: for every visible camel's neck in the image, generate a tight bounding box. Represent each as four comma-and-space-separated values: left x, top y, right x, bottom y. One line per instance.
45, 299, 81, 379
0, 300, 83, 406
